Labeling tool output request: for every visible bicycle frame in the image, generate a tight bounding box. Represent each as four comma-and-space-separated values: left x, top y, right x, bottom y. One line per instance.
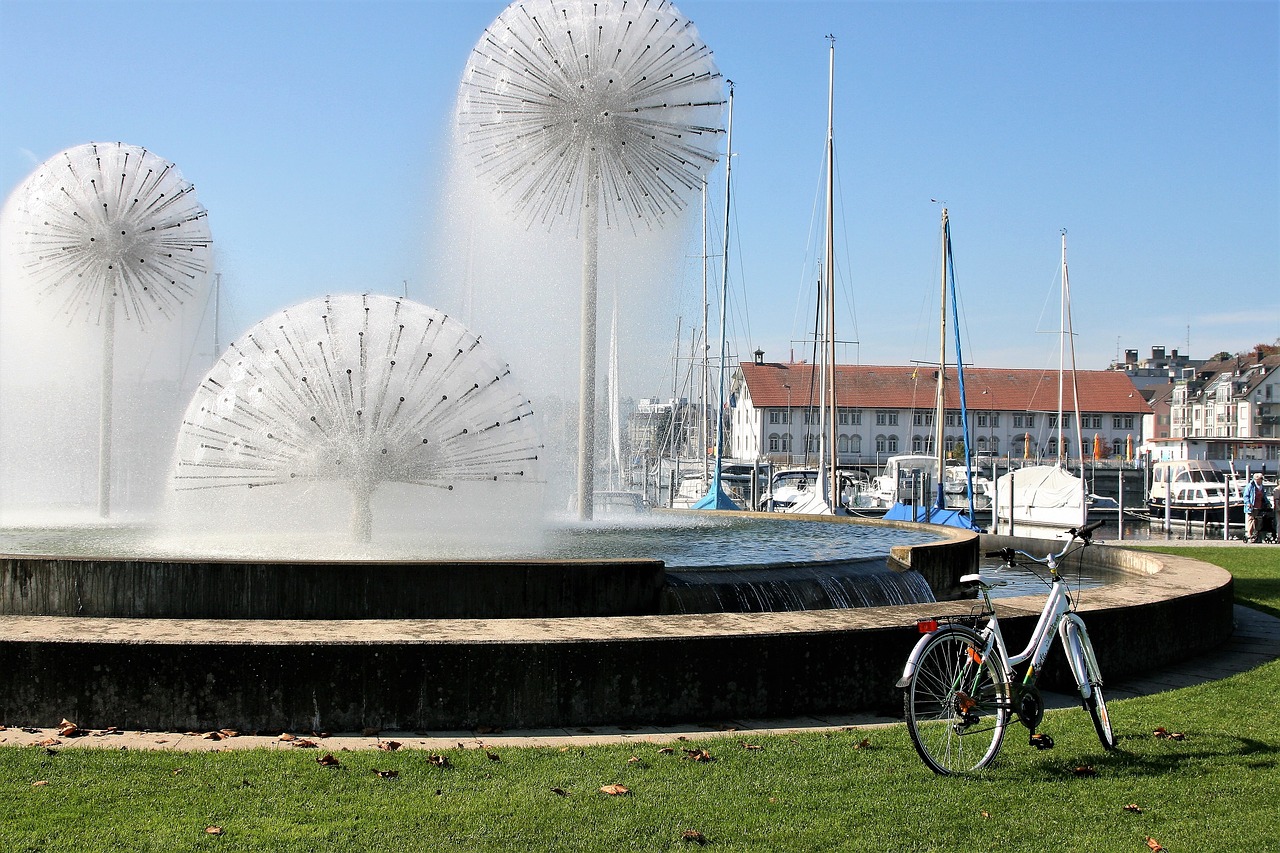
899, 575, 1092, 702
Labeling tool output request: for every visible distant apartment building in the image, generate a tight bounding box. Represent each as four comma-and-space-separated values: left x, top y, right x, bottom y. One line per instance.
1152, 349, 1280, 467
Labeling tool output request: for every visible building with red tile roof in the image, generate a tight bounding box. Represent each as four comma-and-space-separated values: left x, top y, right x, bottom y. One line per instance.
729, 357, 1151, 467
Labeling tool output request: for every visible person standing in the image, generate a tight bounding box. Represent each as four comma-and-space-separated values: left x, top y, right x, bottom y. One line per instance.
1244, 472, 1271, 543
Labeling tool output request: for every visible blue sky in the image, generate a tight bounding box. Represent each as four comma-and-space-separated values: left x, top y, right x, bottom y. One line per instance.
1, 0, 1276, 400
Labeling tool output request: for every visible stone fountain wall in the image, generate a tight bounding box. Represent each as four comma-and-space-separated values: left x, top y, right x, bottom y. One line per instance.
0, 534, 1235, 732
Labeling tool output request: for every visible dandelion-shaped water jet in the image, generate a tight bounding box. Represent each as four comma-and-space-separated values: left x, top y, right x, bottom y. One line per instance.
172, 294, 541, 542
457, 0, 724, 519
6, 142, 212, 516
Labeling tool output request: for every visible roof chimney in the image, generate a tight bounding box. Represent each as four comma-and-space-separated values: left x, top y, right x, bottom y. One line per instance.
754, 348, 765, 366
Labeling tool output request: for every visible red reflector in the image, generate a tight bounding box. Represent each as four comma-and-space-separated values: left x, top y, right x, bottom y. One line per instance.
917, 619, 938, 633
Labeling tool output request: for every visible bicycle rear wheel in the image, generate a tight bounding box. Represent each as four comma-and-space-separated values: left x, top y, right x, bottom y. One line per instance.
1064, 620, 1116, 750
903, 626, 1010, 774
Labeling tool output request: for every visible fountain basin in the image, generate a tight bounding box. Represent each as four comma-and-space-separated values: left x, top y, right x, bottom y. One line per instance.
0, 519, 1234, 732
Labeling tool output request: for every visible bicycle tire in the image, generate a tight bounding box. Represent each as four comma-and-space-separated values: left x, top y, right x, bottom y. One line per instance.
1065, 620, 1117, 750
903, 625, 1010, 774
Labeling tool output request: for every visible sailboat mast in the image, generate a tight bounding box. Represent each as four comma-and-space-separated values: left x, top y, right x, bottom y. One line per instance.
823, 34, 838, 510
935, 209, 948, 508
710, 82, 734, 480
700, 180, 710, 489
1063, 230, 1086, 464
1057, 231, 1067, 464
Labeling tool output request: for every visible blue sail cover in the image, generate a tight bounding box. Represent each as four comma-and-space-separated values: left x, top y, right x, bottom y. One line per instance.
691, 470, 743, 510
882, 501, 982, 531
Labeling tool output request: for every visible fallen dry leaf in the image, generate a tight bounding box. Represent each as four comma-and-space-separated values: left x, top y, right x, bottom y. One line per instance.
681, 829, 708, 844
1153, 727, 1186, 741
550, 786, 570, 797
293, 739, 319, 749
426, 754, 452, 768
657, 747, 675, 755
1124, 803, 1143, 814
203, 732, 223, 741
316, 754, 340, 767
378, 741, 403, 752
599, 784, 630, 796
32, 780, 48, 787
219, 729, 239, 739
58, 719, 81, 738
1073, 766, 1096, 777
683, 748, 714, 762
35, 738, 60, 748
1146, 838, 1165, 852
92, 727, 122, 738
853, 738, 872, 750
742, 742, 763, 751
373, 769, 399, 779
486, 751, 501, 762
278, 732, 297, 742
205, 826, 223, 835
627, 756, 641, 764
171, 768, 185, 776
980, 811, 990, 819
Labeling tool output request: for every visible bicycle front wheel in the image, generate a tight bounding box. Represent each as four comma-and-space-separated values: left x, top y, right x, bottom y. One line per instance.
1064, 621, 1116, 750
903, 626, 1010, 775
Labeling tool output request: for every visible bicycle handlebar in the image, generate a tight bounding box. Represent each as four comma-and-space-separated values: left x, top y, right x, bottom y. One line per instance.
984, 519, 1103, 566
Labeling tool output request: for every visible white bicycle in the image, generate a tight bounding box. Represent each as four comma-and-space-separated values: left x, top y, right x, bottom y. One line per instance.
898, 519, 1117, 774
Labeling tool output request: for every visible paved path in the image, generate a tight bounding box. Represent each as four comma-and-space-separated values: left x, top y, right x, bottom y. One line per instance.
2, 604, 1275, 753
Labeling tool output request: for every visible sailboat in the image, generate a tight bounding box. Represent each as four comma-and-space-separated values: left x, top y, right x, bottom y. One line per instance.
992, 231, 1089, 534
764, 36, 844, 516
881, 208, 984, 530
692, 81, 742, 511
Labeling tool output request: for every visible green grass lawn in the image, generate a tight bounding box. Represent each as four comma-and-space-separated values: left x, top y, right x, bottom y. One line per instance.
2, 546, 1276, 852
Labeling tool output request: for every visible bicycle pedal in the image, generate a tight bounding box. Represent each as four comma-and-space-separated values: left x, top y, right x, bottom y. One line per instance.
1029, 733, 1055, 750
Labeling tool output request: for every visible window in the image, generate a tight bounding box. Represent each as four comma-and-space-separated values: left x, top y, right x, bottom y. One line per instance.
977, 413, 988, 427
990, 414, 1000, 428
911, 435, 923, 453
1013, 414, 1023, 428
875, 434, 887, 453
887, 435, 900, 452
1026, 414, 1035, 428
780, 434, 792, 452
768, 433, 780, 452
844, 409, 862, 425
887, 412, 899, 426
876, 412, 887, 426
769, 411, 780, 424
913, 411, 933, 426
838, 434, 850, 453
804, 433, 818, 452
945, 411, 957, 427
1112, 415, 1123, 429
1123, 415, 1134, 429
849, 435, 862, 454
1048, 414, 1058, 429
944, 435, 957, 454
1112, 439, 1124, 456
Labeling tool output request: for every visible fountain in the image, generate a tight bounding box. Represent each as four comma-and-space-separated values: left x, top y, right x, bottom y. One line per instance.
170, 294, 542, 544
1, 142, 212, 519
455, 0, 724, 520
0, 1, 1235, 734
